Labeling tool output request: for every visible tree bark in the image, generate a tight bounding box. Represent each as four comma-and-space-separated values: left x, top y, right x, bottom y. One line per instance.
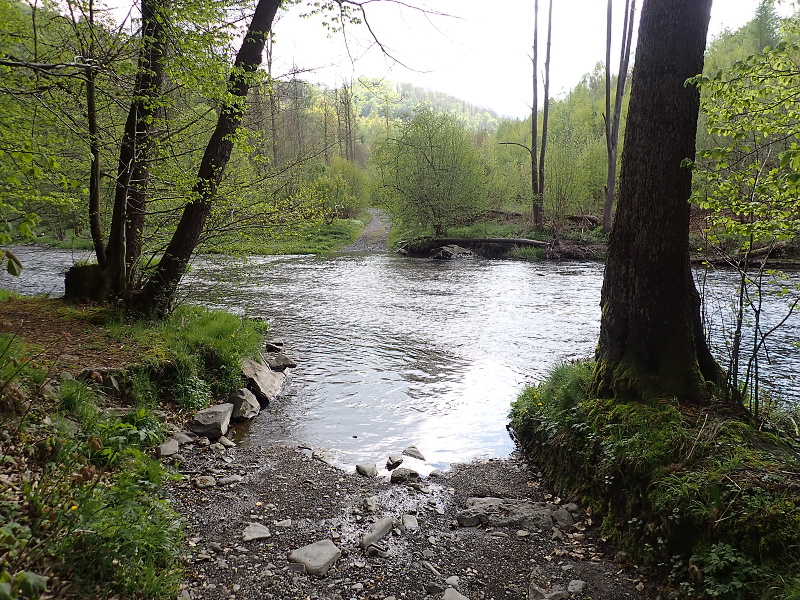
530, 1, 540, 225
137, 0, 282, 316
591, 0, 735, 408
105, 0, 166, 298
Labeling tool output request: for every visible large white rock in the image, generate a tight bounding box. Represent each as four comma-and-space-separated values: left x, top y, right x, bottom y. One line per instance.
287, 539, 341, 576
240, 357, 286, 406
191, 404, 233, 440
228, 388, 260, 420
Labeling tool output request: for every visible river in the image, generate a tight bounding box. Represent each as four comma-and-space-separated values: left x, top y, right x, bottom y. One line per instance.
2, 246, 798, 471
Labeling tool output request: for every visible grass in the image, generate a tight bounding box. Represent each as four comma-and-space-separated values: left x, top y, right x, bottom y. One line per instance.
30, 229, 95, 250
509, 360, 800, 599
0, 337, 183, 599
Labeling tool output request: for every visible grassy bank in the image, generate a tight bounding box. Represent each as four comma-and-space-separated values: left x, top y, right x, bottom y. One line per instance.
509, 361, 800, 599
0, 293, 268, 599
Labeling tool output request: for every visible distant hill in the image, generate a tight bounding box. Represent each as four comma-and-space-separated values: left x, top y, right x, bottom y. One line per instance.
353, 78, 501, 132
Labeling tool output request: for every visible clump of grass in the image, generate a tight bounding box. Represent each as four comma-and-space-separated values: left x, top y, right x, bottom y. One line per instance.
106, 304, 268, 410
505, 246, 545, 260
509, 360, 800, 599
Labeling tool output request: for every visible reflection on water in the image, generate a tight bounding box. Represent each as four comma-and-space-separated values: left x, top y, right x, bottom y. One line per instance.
3, 247, 799, 470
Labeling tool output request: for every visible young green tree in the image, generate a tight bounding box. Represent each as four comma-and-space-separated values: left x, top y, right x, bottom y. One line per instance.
371, 105, 487, 237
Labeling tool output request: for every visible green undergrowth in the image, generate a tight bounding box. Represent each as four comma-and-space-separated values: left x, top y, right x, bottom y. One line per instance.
107, 304, 268, 411
509, 361, 800, 599
202, 216, 366, 255
0, 336, 183, 599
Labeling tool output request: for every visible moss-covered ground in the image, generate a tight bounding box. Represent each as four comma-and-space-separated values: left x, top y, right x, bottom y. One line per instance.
509, 361, 800, 599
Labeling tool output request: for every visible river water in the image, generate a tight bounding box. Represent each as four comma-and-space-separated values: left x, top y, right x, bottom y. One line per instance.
2, 246, 798, 470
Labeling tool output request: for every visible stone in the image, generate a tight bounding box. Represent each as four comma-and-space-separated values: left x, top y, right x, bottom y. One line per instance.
551, 508, 575, 529
287, 539, 341, 576
173, 431, 199, 445
563, 502, 580, 514
442, 590, 470, 600
567, 580, 586, 593
516, 529, 530, 538
262, 352, 297, 372
218, 435, 236, 448
401, 514, 419, 531
194, 476, 216, 489
431, 244, 473, 260
275, 519, 292, 528
356, 463, 378, 477
312, 449, 337, 465
390, 467, 419, 484
240, 357, 286, 406
402, 445, 426, 461
363, 496, 378, 513
229, 388, 260, 420
156, 438, 179, 458
217, 475, 243, 485
457, 498, 553, 531
263, 341, 283, 352
426, 582, 446, 594
360, 517, 394, 550
386, 455, 403, 470
192, 404, 234, 440
242, 523, 272, 542
428, 468, 444, 478
446, 575, 460, 588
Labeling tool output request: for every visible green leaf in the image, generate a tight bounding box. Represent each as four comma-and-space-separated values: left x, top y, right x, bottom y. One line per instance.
5, 250, 23, 276
0, 581, 12, 600
15, 571, 47, 599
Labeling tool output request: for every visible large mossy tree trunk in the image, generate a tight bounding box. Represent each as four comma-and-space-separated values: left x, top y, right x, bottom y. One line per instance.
590, 0, 735, 408
135, 0, 282, 316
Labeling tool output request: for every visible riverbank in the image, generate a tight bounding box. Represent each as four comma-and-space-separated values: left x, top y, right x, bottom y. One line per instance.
0, 293, 650, 599
167, 439, 650, 600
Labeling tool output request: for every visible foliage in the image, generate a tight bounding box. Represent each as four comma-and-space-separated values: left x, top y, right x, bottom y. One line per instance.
510, 360, 800, 599
371, 106, 488, 237
0, 338, 183, 599
692, 19, 800, 248
108, 304, 267, 407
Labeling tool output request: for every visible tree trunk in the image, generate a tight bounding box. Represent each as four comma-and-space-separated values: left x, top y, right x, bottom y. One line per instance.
591, 0, 735, 408
537, 0, 553, 207
530, 1, 540, 224
136, 0, 282, 316
105, 0, 165, 298
86, 0, 106, 267
602, 0, 635, 232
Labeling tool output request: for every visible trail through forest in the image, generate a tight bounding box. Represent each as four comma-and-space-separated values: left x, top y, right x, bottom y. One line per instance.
341, 209, 392, 252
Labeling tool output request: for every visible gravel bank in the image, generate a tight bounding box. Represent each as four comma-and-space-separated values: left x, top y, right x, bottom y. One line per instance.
167, 443, 651, 600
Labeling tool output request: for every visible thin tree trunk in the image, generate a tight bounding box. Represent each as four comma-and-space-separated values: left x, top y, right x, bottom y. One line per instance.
603, 0, 635, 232
86, 0, 105, 267
530, 1, 540, 224
105, 0, 165, 298
590, 0, 737, 409
87, 65, 105, 267
137, 0, 282, 315
537, 0, 553, 205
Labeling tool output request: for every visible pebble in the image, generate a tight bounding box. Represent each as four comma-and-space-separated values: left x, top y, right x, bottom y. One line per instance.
218, 436, 236, 448
386, 455, 404, 470
217, 475, 243, 486
275, 519, 292, 527
208, 442, 225, 451
516, 529, 530, 538
568, 580, 586, 593
445, 575, 460, 588
194, 476, 216, 489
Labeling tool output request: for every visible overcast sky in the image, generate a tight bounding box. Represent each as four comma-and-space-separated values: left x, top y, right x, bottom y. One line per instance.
269, 0, 793, 119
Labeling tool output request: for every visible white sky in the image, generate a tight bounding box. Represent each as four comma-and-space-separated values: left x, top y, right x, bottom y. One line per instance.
270, 0, 795, 119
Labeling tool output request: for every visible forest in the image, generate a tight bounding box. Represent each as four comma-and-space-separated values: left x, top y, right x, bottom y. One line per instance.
1, 0, 793, 297
2, 0, 800, 599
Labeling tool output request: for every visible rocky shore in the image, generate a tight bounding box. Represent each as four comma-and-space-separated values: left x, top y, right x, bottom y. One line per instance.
164, 436, 651, 600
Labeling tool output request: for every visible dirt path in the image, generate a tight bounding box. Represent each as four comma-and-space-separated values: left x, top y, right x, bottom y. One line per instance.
341, 209, 392, 252
168, 443, 650, 600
